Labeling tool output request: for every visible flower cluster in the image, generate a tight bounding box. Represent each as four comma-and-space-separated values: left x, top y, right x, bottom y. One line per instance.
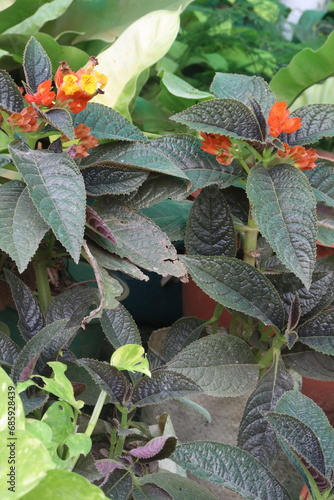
7, 106, 39, 132
66, 124, 98, 158
200, 133, 234, 165
267, 101, 302, 137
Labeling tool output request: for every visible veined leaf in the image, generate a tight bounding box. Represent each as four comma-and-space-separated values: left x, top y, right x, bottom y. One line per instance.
167, 333, 258, 397
305, 162, 334, 207
82, 165, 148, 196
0, 333, 20, 368
45, 286, 100, 327
100, 303, 142, 350
180, 255, 284, 328
9, 142, 86, 262
139, 472, 217, 500
283, 345, 334, 381
171, 99, 264, 141
23, 36, 52, 92
280, 105, 334, 146
0, 181, 49, 272
141, 200, 191, 242
247, 163, 317, 288
297, 310, 334, 355
0, 69, 24, 113
38, 107, 74, 140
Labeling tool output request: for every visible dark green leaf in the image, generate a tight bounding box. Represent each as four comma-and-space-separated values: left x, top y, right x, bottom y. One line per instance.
39, 107, 74, 140
163, 317, 205, 362
280, 105, 334, 146
0, 181, 49, 272
102, 469, 133, 500
72, 103, 148, 141
4, 268, 44, 341
237, 361, 293, 467
167, 333, 258, 397
181, 255, 284, 328
171, 442, 292, 500
317, 204, 334, 246
150, 134, 242, 192
132, 369, 202, 407
139, 472, 217, 500
0, 333, 20, 368
0, 69, 24, 114
297, 310, 334, 355
20, 391, 49, 416
210, 73, 276, 117
185, 186, 236, 257
100, 304, 142, 350
46, 286, 100, 327
223, 186, 249, 225
247, 163, 317, 288
23, 36, 52, 92
305, 162, 334, 207
142, 200, 191, 242
133, 484, 172, 500
77, 358, 131, 404
283, 344, 334, 381
82, 165, 148, 196
9, 143, 86, 262
171, 99, 264, 141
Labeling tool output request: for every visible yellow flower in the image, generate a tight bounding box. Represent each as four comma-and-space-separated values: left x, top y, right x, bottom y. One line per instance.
62, 75, 81, 96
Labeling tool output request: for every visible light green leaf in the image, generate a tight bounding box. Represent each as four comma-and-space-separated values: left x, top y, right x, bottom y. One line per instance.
160, 69, 213, 100
247, 163, 317, 288
167, 333, 258, 397
25, 419, 53, 446
93, 9, 182, 117
9, 143, 86, 263
0, 181, 49, 272
63, 433, 92, 459
42, 400, 75, 445
111, 344, 151, 377
100, 267, 123, 309
0, 366, 25, 432
181, 255, 284, 328
142, 200, 191, 242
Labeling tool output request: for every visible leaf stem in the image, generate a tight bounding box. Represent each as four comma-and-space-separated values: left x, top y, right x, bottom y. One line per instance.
33, 250, 52, 312
243, 208, 259, 266
114, 405, 129, 457
84, 390, 107, 438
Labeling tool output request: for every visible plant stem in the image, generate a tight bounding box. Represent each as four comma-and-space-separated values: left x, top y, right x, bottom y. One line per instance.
33, 251, 52, 312
114, 405, 129, 457
204, 303, 224, 333
84, 390, 107, 437
242, 208, 259, 266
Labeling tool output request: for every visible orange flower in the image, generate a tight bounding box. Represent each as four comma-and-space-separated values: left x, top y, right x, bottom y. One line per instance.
24, 80, 55, 107
8, 106, 39, 132
67, 124, 98, 158
278, 143, 318, 171
268, 101, 302, 137
200, 132, 234, 165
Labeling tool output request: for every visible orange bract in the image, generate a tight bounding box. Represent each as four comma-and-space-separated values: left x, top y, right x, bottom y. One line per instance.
278, 143, 317, 171
200, 132, 234, 164
268, 101, 302, 137
24, 80, 55, 107
8, 106, 39, 132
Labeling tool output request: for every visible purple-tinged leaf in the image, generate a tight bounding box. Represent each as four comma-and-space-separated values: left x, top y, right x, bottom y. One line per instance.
130, 435, 177, 462
95, 459, 125, 486
46, 286, 100, 327
86, 206, 116, 244
0, 333, 21, 368
0, 69, 24, 114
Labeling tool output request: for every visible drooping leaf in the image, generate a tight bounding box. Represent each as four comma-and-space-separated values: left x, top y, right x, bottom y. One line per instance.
111, 344, 151, 377
297, 310, 334, 355
305, 162, 334, 207
163, 317, 205, 362
23, 36, 52, 92
0, 181, 49, 272
139, 472, 217, 500
150, 134, 242, 192
72, 103, 148, 142
4, 268, 45, 341
9, 142, 86, 262
247, 163, 317, 288
129, 435, 176, 462
86, 206, 116, 243
210, 73, 276, 118
167, 333, 258, 397
82, 164, 148, 196
46, 286, 100, 327
0, 69, 24, 113
100, 303, 142, 349
237, 361, 293, 467
92, 198, 187, 278
77, 358, 132, 404
141, 200, 191, 242
171, 442, 292, 500
283, 344, 334, 381
0, 333, 20, 368
279, 105, 334, 146
185, 185, 236, 257
181, 255, 284, 328
132, 369, 202, 407
0, 365, 25, 431
171, 99, 264, 141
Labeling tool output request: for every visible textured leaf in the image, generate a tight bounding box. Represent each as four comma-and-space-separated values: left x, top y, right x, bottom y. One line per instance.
150, 134, 242, 192
163, 317, 205, 362
181, 255, 284, 328
72, 102, 147, 141
9, 143, 86, 262
167, 333, 258, 397
101, 304, 141, 349
171, 442, 292, 500
0, 69, 24, 113
77, 358, 131, 404
317, 205, 334, 246
139, 472, 217, 500
247, 163, 317, 288
279, 105, 334, 146
38, 107, 74, 140
86, 206, 116, 243
45, 286, 100, 327
237, 361, 293, 466
305, 162, 334, 207
0, 181, 49, 272
283, 345, 334, 381
171, 99, 264, 141
0, 333, 20, 368
129, 435, 176, 462
82, 164, 148, 196
132, 369, 202, 407
23, 36, 52, 92
92, 199, 187, 278
185, 185, 236, 257
297, 310, 334, 355
274, 390, 334, 475
223, 186, 249, 225
142, 200, 191, 242
102, 469, 133, 500
133, 484, 172, 500
210, 73, 276, 117
11, 319, 71, 382
5, 268, 44, 341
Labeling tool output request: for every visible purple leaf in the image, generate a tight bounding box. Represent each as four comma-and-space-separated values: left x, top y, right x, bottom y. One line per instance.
86, 205, 117, 244
95, 459, 125, 487
129, 435, 177, 462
